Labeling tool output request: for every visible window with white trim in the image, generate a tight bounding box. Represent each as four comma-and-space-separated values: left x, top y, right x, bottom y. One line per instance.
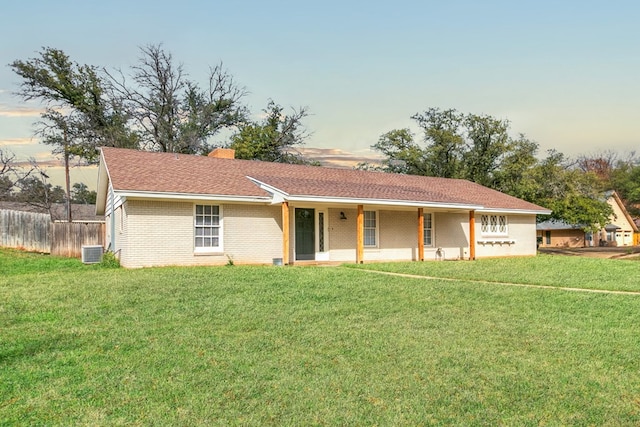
195, 205, 222, 251
423, 212, 434, 247
480, 214, 508, 236
364, 210, 377, 247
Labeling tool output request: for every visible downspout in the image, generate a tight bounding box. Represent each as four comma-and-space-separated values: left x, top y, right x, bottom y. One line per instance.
109, 186, 116, 252
282, 201, 290, 265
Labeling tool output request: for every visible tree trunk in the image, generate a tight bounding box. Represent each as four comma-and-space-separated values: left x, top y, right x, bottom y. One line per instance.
64, 129, 72, 223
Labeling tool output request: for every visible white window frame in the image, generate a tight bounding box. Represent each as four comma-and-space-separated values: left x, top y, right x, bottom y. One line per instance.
364, 210, 378, 248
423, 212, 434, 247
194, 204, 223, 253
480, 214, 508, 236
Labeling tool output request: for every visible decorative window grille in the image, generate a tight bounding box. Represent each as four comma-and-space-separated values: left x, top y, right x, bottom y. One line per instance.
480, 214, 508, 236
318, 212, 325, 252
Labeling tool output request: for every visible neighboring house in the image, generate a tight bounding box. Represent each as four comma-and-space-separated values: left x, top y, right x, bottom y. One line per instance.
96, 147, 551, 268
536, 220, 586, 248
600, 191, 638, 247
536, 191, 639, 248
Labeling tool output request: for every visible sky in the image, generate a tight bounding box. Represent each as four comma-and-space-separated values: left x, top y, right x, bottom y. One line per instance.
1, 0, 639, 188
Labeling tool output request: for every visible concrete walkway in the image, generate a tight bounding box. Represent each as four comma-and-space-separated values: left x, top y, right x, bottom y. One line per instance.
353, 268, 640, 296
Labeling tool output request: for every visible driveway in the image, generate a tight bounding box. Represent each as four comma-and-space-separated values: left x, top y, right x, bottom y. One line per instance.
538, 246, 640, 259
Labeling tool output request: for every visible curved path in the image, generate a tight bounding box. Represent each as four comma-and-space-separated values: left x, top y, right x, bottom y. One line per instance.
353, 268, 640, 296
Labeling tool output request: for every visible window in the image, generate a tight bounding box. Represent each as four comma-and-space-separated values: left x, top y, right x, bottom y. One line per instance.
545, 230, 551, 245
318, 212, 325, 252
195, 205, 222, 251
480, 214, 508, 236
364, 210, 377, 247
423, 213, 433, 247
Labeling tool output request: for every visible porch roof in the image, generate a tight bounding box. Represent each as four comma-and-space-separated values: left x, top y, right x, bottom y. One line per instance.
97, 147, 550, 214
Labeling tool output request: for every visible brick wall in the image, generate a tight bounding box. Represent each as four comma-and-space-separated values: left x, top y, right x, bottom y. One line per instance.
224, 204, 282, 264
475, 214, 537, 258
120, 200, 282, 268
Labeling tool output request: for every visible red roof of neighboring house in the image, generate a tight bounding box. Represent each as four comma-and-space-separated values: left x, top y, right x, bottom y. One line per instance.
98, 147, 549, 213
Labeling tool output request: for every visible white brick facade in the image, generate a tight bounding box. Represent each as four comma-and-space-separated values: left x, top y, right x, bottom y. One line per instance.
108, 200, 539, 267
115, 200, 282, 268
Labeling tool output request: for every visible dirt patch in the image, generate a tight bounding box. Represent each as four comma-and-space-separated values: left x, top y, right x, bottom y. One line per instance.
538, 246, 640, 259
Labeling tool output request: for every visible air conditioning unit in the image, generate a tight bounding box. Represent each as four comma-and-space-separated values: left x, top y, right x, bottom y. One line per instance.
81, 245, 104, 264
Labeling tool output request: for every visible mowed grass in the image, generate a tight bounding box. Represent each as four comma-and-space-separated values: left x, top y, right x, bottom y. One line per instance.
2, 249, 640, 425
348, 253, 640, 292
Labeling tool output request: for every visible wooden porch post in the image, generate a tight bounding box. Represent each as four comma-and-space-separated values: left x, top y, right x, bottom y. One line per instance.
356, 204, 364, 264
417, 208, 424, 261
282, 201, 290, 265
469, 210, 476, 260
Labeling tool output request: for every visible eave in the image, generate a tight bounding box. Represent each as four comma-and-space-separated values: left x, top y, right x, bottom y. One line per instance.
112, 190, 273, 204
477, 208, 552, 215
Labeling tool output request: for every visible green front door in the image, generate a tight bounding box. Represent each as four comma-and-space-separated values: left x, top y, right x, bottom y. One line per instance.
295, 208, 315, 260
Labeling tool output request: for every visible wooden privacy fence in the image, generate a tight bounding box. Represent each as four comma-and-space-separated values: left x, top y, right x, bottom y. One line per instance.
51, 222, 105, 258
0, 209, 104, 258
0, 209, 51, 253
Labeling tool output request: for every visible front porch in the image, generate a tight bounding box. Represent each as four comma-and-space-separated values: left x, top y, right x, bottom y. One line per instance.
280, 202, 477, 265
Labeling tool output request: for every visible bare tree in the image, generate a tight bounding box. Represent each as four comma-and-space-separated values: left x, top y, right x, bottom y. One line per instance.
13, 160, 65, 218
0, 148, 18, 200
576, 150, 619, 182
106, 44, 248, 154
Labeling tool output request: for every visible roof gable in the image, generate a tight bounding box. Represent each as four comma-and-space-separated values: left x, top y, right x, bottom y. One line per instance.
606, 190, 639, 232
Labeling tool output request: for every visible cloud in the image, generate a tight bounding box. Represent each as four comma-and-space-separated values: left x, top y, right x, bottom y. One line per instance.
298, 147, 383, 168
0, 137, 39, 146
0, 104, 43, 118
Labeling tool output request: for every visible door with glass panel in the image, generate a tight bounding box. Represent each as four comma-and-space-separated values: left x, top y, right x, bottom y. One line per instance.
295, 208, 315, 260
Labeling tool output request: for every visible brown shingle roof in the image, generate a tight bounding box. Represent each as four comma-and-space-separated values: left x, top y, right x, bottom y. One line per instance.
100, 147, 549, 212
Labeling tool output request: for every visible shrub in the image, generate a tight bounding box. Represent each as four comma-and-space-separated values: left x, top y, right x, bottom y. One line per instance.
100, 251, 121, 268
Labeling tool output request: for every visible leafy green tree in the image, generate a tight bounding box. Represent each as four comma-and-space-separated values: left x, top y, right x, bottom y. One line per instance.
229, 101, 314, 164
107, 44, 247, 154
10, 47, 136, 220
462, 113, 510, 187
10, 47, 136, 162
371, 129, 425, 174
373, 109, 615, 228
374, 108, 511, 185
526, 150, 612, 231
71, 182, 97, 204
610, 161, 640, 217
491, 134, 539, 199
411, 108, 465, 178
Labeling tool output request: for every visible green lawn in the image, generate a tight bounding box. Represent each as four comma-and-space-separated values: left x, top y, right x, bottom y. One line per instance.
348, 254, 640, 292
2, 249, 640, 425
